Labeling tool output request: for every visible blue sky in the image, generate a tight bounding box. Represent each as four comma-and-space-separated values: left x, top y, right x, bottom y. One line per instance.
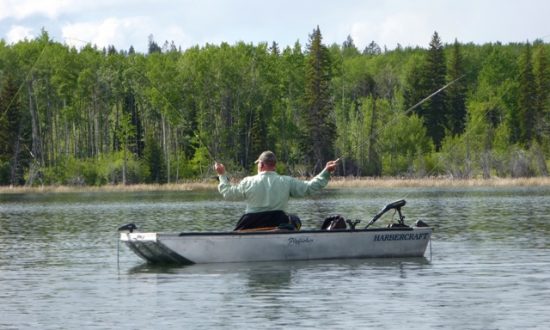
1, 0, 549, 53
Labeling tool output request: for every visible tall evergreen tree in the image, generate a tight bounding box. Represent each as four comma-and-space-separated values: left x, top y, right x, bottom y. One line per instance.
363, 41, 382, 56
269, 41, 280, 56
446, 39, 467, 135
342, 35, 360, 57
148, 34, 162, 54
423, 31, 447, 150
250, 106, 268, 162
303, 26, 335, 173
143, 132, 166, 183
533, 44, 550, 143
403, 55, 427, 117
0, 74, 24, 184
517, 43, 537, 145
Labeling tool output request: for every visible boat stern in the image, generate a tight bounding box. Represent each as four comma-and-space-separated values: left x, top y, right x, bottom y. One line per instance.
120, 232, 193, 264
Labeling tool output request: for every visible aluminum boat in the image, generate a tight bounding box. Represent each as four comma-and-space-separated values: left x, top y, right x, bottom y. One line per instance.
119, 199, 432, 264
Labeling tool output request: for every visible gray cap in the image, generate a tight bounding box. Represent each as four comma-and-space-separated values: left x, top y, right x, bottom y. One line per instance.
254, 150, 276, 165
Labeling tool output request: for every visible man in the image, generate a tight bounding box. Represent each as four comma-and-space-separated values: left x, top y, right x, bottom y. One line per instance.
214, 150, 339, 230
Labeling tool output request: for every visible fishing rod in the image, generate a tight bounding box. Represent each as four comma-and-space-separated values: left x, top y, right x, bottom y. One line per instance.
338, 74, 465, 162
339, 31, 547, 172
194, 132, 218, 163
330, 75, 467, 227
405, 75, 465, 116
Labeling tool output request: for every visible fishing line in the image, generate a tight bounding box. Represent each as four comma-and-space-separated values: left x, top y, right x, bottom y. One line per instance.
63, 36, 184, 117
339, 74, 465, 161
0, 40, 49, 123
64, 37, 221, 179
193, 132, 217, 162
193, 132, 219, 178
361, 74, 521, 226
367, 35, 550, 224
128, 66, 220, 178
334, 75, 467, 225
72, 36, 215, 177
384, 77, 545, 230
333, 74, 477, 227
116, 233, 120, 271
372, 34, 549, 188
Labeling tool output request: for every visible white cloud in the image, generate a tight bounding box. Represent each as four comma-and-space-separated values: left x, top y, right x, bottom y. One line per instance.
378, 12, 431, 49
2, 0, 550, 53
61, 16, 190, 52
163, 25, 189, 45
349, 22, 371, 50
0, 0, 74, 20
62, 17, 146, 49
350, 13, 427, 51
6, 25, 34, 43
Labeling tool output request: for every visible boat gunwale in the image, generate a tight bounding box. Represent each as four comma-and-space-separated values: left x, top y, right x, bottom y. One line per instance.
169, 227, 431, 237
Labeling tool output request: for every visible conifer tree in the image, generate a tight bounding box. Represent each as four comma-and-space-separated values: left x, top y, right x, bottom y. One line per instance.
302, 26, 335, 173
403, 57, 426, 117
342, 35, 360, 57
148, 35, 162, 54
423, 31, 447, 150
403, 32, 447, 150
446, 39, 467, 135
250, 106, 268, 162
363, 41, 381, 56
143, 132, 165, 183
517, 43, 537, 145
0, 74, 24, 184
533, 44, 550, 143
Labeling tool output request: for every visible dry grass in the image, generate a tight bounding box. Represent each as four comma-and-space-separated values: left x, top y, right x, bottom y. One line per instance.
328, 176, 550, 188
0, 181, 218, 194
1, 176, 549, 194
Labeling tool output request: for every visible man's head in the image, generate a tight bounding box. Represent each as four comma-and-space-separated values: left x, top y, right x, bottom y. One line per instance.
255, 150, 276, 171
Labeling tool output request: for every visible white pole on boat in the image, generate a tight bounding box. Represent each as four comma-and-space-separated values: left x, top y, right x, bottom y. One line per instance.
116, 224, 137, 271
429, 236, 432, 262
117, 233, 120, 271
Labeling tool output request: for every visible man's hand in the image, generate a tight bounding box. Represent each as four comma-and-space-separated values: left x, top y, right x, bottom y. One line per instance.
214, 162, 225, 175
325, 158, 340, 173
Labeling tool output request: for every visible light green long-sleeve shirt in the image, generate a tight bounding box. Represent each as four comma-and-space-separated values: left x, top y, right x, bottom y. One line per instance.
218, 170, 331, 213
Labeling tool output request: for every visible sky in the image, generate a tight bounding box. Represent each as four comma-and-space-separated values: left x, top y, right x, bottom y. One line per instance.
1, 0, 549, 53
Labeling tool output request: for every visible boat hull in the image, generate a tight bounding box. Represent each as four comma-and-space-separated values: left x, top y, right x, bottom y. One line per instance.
120, 227, 432, 264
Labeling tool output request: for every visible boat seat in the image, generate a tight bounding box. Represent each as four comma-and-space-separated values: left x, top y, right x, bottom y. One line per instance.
234, 210, 301, 231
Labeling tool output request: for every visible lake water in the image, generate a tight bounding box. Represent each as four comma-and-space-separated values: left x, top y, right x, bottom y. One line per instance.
1, 186, 549, 329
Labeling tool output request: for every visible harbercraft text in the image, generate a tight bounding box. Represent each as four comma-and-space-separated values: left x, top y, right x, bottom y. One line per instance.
374, 233, 430, 241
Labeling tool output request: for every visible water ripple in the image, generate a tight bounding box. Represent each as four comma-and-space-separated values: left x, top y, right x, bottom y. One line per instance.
1, 187, 550, 329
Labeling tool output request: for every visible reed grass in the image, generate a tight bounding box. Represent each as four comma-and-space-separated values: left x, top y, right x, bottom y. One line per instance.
1, 176, 549, 194
0, 181, 218, 194
327, 176, 550, 188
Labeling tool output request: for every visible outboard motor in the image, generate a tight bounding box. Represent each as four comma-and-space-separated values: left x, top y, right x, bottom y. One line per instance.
321, 215, 347, 230
117, 223, 137, 233
414, 220, 430, 227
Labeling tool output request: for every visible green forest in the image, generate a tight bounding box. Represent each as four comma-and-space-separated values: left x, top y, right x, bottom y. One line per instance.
0, 27, 549, 186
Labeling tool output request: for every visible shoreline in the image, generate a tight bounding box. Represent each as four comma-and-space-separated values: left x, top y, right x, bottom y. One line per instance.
1, 176, 549, 194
